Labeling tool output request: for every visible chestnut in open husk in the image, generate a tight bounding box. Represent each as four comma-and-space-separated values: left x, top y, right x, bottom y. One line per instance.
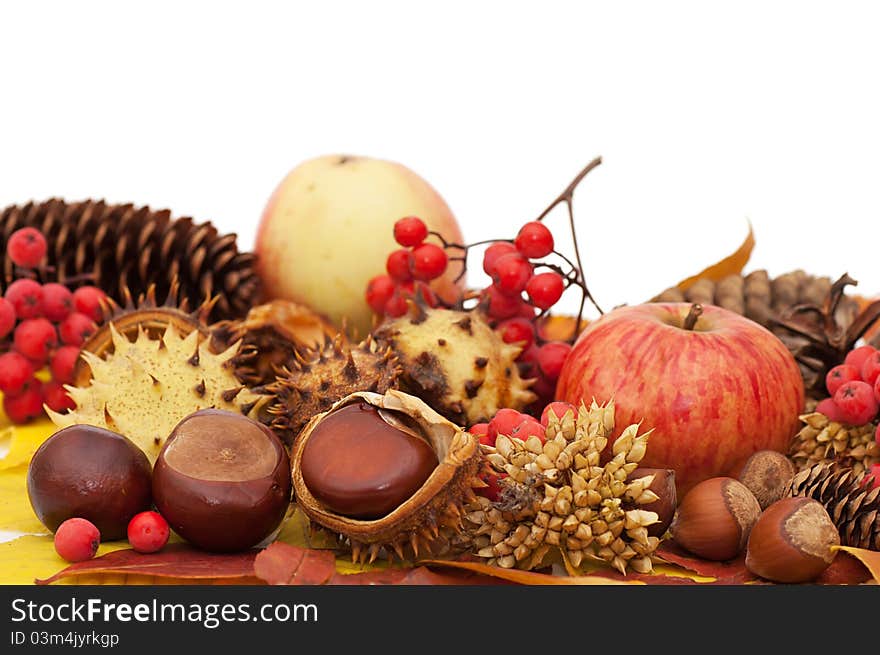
152, 409, 291, 552
292, 390, 483, 563
27, 425, 152, 540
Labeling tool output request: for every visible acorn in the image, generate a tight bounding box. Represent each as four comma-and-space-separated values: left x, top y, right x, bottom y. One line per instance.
745, 496, 840, 583
627, 467, 677, 537
731, 450, 796, 510
669, 477, 761, 561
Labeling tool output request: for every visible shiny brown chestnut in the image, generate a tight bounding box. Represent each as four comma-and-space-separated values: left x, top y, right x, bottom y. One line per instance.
627, 467, 677, 538
152, 409, 291, 552
745, 496, 840, 583
27, 425, 152, 540
299, 401, 439, 519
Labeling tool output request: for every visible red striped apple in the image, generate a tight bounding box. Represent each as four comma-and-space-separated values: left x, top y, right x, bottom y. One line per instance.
556, 302, 805, 496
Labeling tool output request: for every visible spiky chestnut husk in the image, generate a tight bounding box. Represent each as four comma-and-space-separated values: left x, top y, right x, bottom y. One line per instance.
373, 306, 536, 426
211, 300, 341, 388
265, 336, 402, 447
49, 322, 269, 464
291, 390, 485, 564
461, 400, 661, 575
789, 412, 879, 475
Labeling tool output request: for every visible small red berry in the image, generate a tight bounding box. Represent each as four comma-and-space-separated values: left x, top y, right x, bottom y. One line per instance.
515, 221, 554, 259
488, 408, 526, 441
861, 351, 880, 387
410, 243, 448, 281
510, 419, 546, 443
7, 227, 47, 269
844, 345, 877, 374
58, 312, 97, 347
43, 381, 75, 413
833, 380, 879, 425
127, 511, 170, 554
526, 272, 565, 310
515, 344, 540, 379
383, 292, 409, 318
482, 242, 518, 276
3, 378, 44, 423
0, 297, 15, 338
0, 352, 35, 394
815, 397, 844, 422
13, 318, 57, 362
491, 253, 533, 294
411, 281, 438, 307
826, 364, 862, 396
476, 470, 506, 502
50, 345, 82, 384
393, 216, 428, 247
386, 249, 413, 282
71, 286, 107, 323
864, 464, 880, 491
536, 341, 572, 380
541, 401, 576, 426
481, 284, 522, 321
468, 422, 492, 446
497, 317, 536, 349
54, 518, 100, 563
366, 274, 396, 314
41, 283, 74, 322
4, 278, 44, 319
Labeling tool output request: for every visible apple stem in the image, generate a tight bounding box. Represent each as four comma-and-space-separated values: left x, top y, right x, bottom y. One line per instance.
684, 303, 703, 330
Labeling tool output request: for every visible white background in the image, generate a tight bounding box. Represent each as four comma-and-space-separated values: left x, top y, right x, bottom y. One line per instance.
1, 1, 878, 320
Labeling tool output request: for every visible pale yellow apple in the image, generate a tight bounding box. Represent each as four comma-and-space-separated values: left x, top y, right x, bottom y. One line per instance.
255, 154, 465, 337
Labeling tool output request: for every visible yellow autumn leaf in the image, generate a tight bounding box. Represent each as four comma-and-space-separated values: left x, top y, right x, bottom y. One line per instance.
672, 222, 756, 293
0, 418, 56, 470
0, 466, 47, 534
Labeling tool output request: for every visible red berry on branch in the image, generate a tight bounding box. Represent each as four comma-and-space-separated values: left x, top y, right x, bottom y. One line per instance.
488, 408, 526, 441
491, 253, 533, 294
476, 470, 505, 502
844, 345, 877, 374
861, 351, 880, 387
826, 364, 862, 396
410, 243, 447, 281
481, 285, 522, 321
0, 297, 15, 338
497, 317, 536, 349
815, 397, 844, 422
541, 401, 576, 426
393, 216, 428, 248
468, 422, 492, 446
5, 278, 44, 319
41, 283, 74, 322
833, 380, 878, 425
0, 352, 35, 394
54, 518, 100, 563
7, 227, 47, 269
482, 242, 517, 276
383, 292, 409, 318
71, 286, 106, 323
386, 249, 414, 283
515, 344, 540, 379
3, 377, 44, 423
14, 317, 57, 362
537, 341, 572, 380
59, 312, 97, 347
127, 511, 170, 554
411, 281, 438, 307
510, 419, 546, 443
515, 221, 554, 259
366, 275, 396, 314
50, 345, 82, 384
526, 272, 564, 310
43, 381, 75, 413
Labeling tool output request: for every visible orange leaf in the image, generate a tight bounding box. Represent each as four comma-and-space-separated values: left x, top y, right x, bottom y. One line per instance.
35, 544, 259, 585
418, 559, 640, 585
674, 222, 755, 292
832, 546, 880, 584
254, 541, 336, 585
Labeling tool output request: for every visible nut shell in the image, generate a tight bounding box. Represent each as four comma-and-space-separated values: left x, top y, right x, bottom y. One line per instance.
745, 496, 839, 583
153, 409, 291, 552
731, 450, 796, 510
670, 476, 761, 561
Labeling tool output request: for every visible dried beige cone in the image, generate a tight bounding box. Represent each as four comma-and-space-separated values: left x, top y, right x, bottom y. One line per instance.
463, 400, 661, 575
789, 412, 880, 475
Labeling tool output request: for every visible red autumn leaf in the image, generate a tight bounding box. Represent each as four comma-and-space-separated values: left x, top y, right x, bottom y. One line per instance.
35, 544, 258, 585
654, 541, 758, 584
815, 551, 872, 585
254, 542, 336, 585
326, 566, 513, 586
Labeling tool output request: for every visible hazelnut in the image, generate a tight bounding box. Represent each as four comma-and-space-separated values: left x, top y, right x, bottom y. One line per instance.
730, 450, 796, 509
670, 476, 761, 561
627, 467, 677, 537
745, 496, 840, 583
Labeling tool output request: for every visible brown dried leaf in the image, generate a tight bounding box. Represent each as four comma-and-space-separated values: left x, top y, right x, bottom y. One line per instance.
674, 223, 755, 292
253, 541, 336, 585
35, 544, 259, 585
832, 546, 880, 584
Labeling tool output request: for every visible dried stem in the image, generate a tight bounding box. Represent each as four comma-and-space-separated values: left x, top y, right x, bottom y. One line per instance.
683, 303, 703, 331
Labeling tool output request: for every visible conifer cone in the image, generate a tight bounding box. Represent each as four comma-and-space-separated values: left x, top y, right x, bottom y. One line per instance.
789, 412, 879, 476
0, 198, 259, 322
787, 462, 880, 551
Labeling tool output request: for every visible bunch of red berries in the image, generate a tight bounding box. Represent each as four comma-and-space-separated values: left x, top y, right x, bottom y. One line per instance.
820, 345, 880, 443
366, 217, 581, 415
0, 227, 106, 423
54, 511, 170, 563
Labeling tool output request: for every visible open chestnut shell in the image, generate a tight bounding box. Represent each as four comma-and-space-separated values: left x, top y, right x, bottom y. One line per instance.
291, 390, 482, 563
152, 409, 291, 552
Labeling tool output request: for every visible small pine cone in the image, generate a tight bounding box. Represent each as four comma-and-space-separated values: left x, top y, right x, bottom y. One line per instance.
787, 462, 880, 551
789, 412, 880, 476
